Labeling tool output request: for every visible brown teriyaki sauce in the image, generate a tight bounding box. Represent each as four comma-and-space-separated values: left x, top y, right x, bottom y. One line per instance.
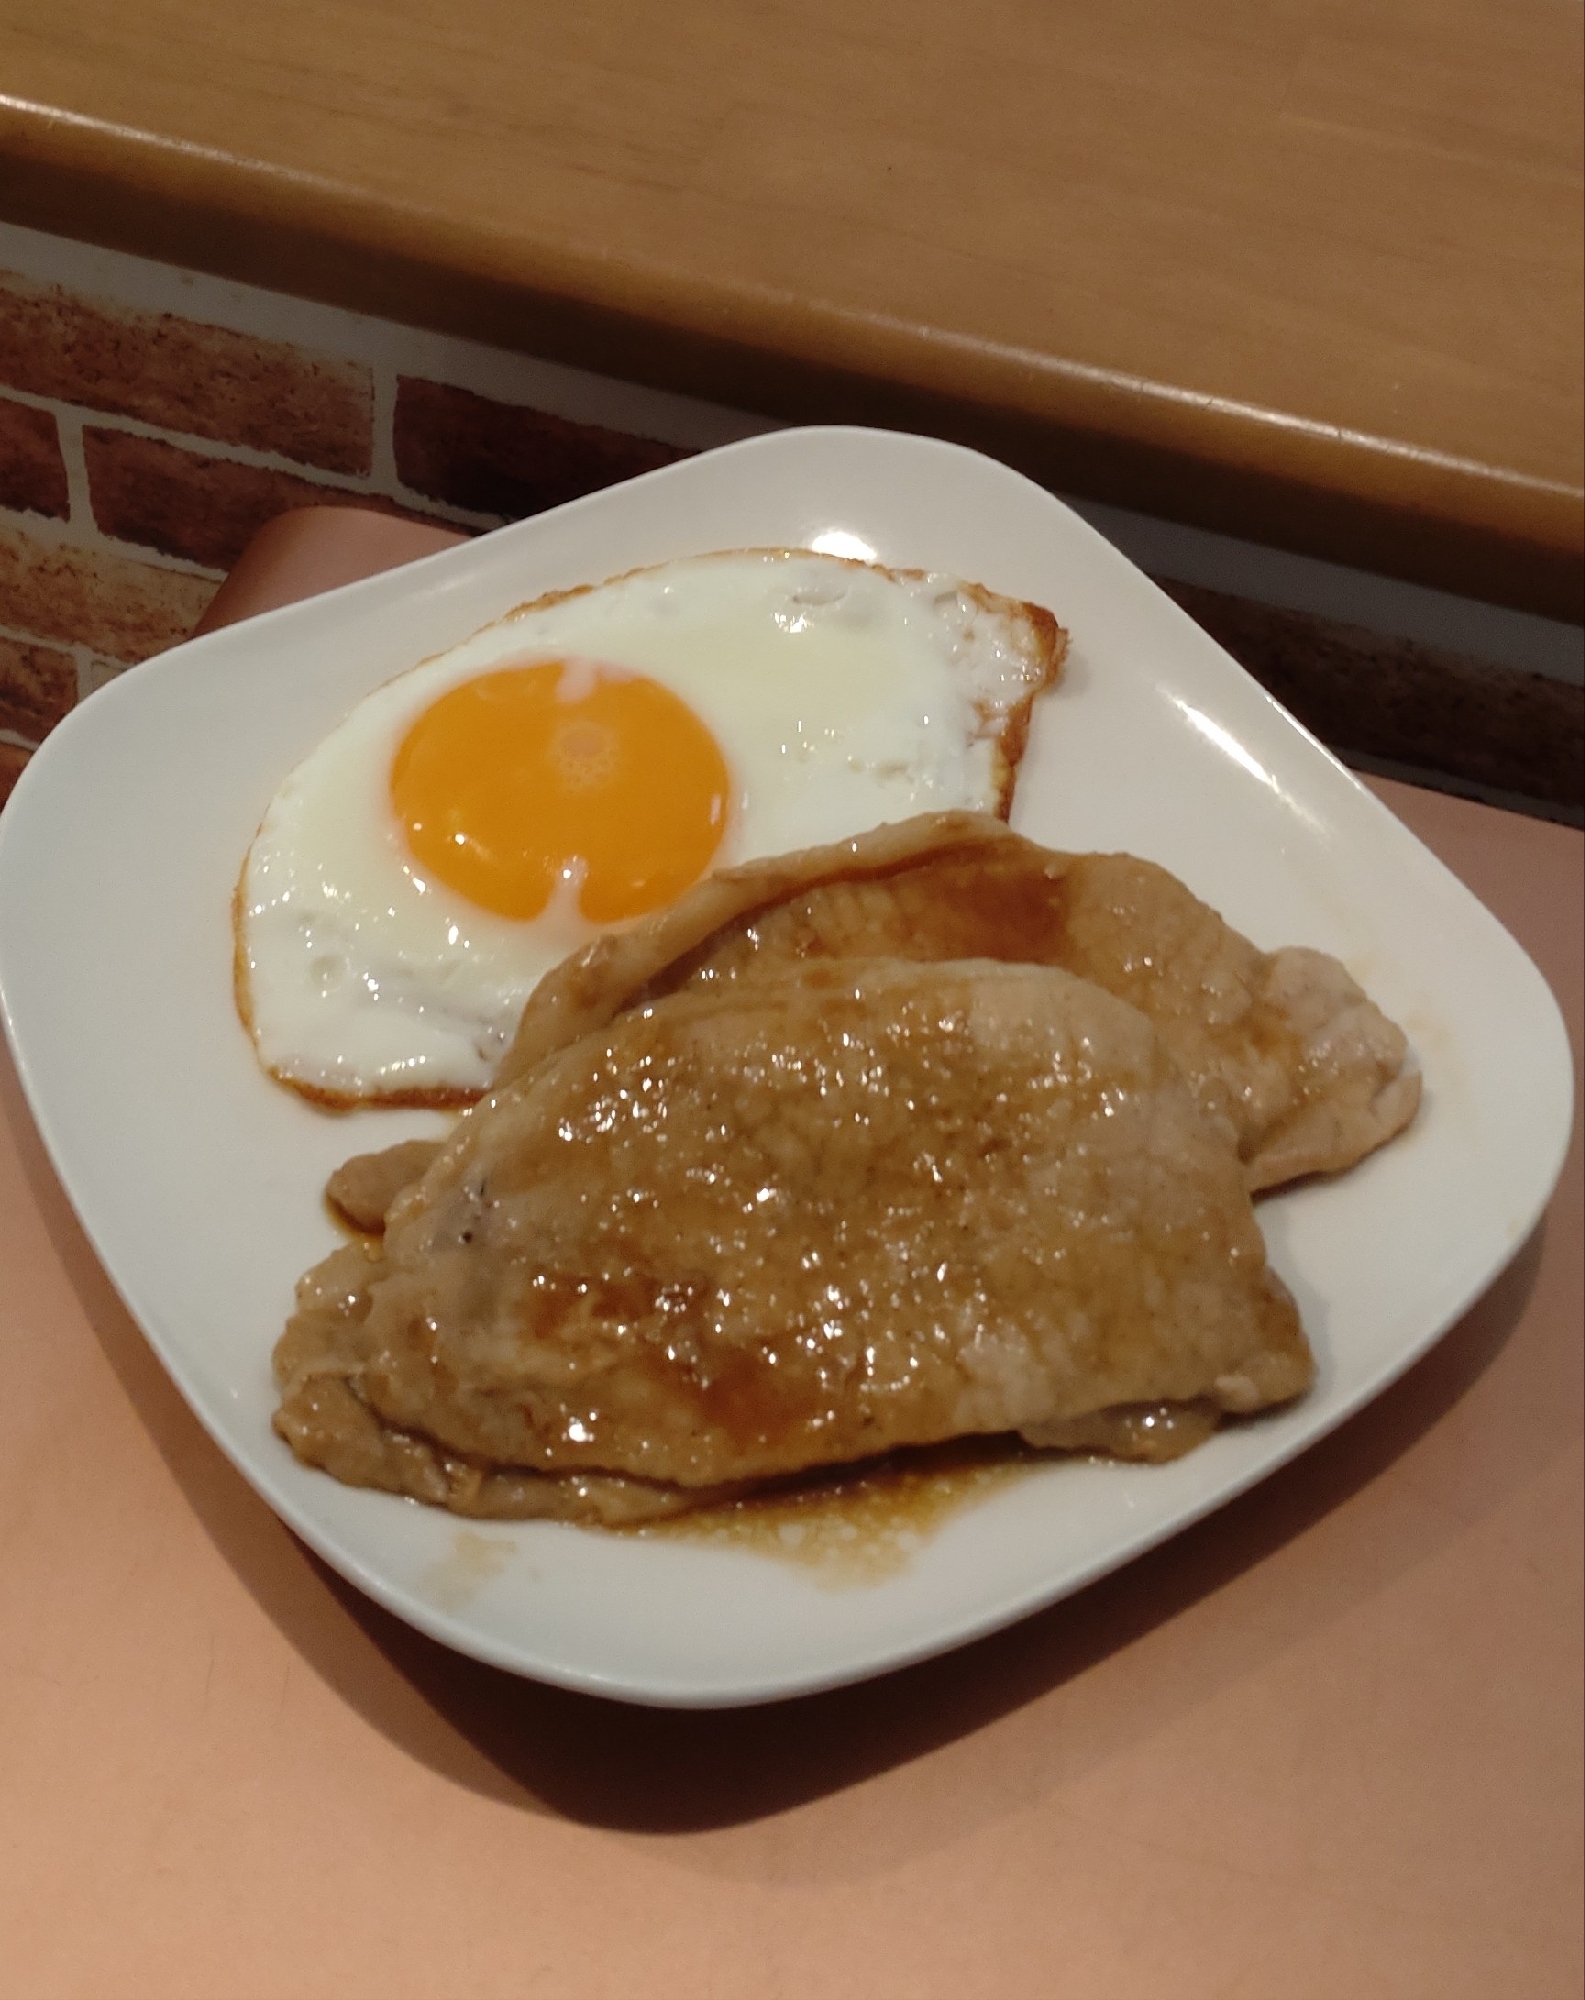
636, 1401, 1216, 1587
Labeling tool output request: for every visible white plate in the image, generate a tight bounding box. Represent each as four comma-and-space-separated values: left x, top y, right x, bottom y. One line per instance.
0, 427, 1572, 1707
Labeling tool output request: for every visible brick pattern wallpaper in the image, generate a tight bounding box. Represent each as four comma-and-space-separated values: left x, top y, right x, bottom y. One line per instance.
1158, 581, 1585, 818
0, 271, 375, 472
393, 378, 683, 517
0, 259, 695, 805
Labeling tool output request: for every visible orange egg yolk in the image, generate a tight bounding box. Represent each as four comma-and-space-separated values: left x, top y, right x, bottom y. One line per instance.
391, 661, 730, 923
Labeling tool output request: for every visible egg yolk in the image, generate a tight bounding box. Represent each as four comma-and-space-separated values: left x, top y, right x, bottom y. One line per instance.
391, 661, 730, 922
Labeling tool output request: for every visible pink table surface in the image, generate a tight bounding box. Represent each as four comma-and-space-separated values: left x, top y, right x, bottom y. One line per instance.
2, 511, 1580, 2000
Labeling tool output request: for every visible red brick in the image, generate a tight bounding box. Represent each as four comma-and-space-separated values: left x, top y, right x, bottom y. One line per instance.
0, 271, 373, 475
0, 398, 69, 519
1158, 579, 1585, 811
84, 429, 446, 571
393, 378, 688, 519
0, 633, 76, 742
0, 524, 216, 663
0, 740, 29, 810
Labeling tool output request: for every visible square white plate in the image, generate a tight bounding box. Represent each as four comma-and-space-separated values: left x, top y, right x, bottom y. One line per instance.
0, 427, 1572, 1707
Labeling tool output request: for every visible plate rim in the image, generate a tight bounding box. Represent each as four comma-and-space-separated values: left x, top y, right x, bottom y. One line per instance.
0, 423, 1574, 1707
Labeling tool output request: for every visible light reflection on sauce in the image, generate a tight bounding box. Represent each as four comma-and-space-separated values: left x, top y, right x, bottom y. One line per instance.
636, 1403, 1219, 1588
638, 1438, 1039, 1588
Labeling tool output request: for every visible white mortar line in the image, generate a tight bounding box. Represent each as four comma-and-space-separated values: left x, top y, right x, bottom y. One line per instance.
70, 641, 98, 704
367, 359, 400, 493
51, 404, 93, 526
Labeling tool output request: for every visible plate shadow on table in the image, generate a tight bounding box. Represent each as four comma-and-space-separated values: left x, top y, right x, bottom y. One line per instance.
324, 1225, 1545, 1857
12, 1066, 1547, 1848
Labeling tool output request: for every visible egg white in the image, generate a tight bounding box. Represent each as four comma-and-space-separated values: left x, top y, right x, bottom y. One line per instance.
238, 549, 1048, 1103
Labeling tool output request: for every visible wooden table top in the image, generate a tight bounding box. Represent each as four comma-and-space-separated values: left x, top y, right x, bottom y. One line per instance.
1, 512, 1581, 1999
1, 0, 1581, 614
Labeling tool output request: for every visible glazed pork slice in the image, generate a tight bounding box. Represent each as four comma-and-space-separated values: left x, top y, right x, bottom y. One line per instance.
274, 1251, 747, 1524
275, 958, 1312, 1515
494, 811, 1420, 1194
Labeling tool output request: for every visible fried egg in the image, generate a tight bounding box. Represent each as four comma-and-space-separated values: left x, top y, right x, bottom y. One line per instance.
236, 549, 1064, 1106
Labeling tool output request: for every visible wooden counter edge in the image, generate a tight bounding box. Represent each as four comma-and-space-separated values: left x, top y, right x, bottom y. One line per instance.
2, 101, 1581, 621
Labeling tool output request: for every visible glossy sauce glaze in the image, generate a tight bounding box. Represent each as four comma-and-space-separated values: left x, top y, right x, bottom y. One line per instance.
640, 1401, 1219, 1585
638, 1437, 1036, 1584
